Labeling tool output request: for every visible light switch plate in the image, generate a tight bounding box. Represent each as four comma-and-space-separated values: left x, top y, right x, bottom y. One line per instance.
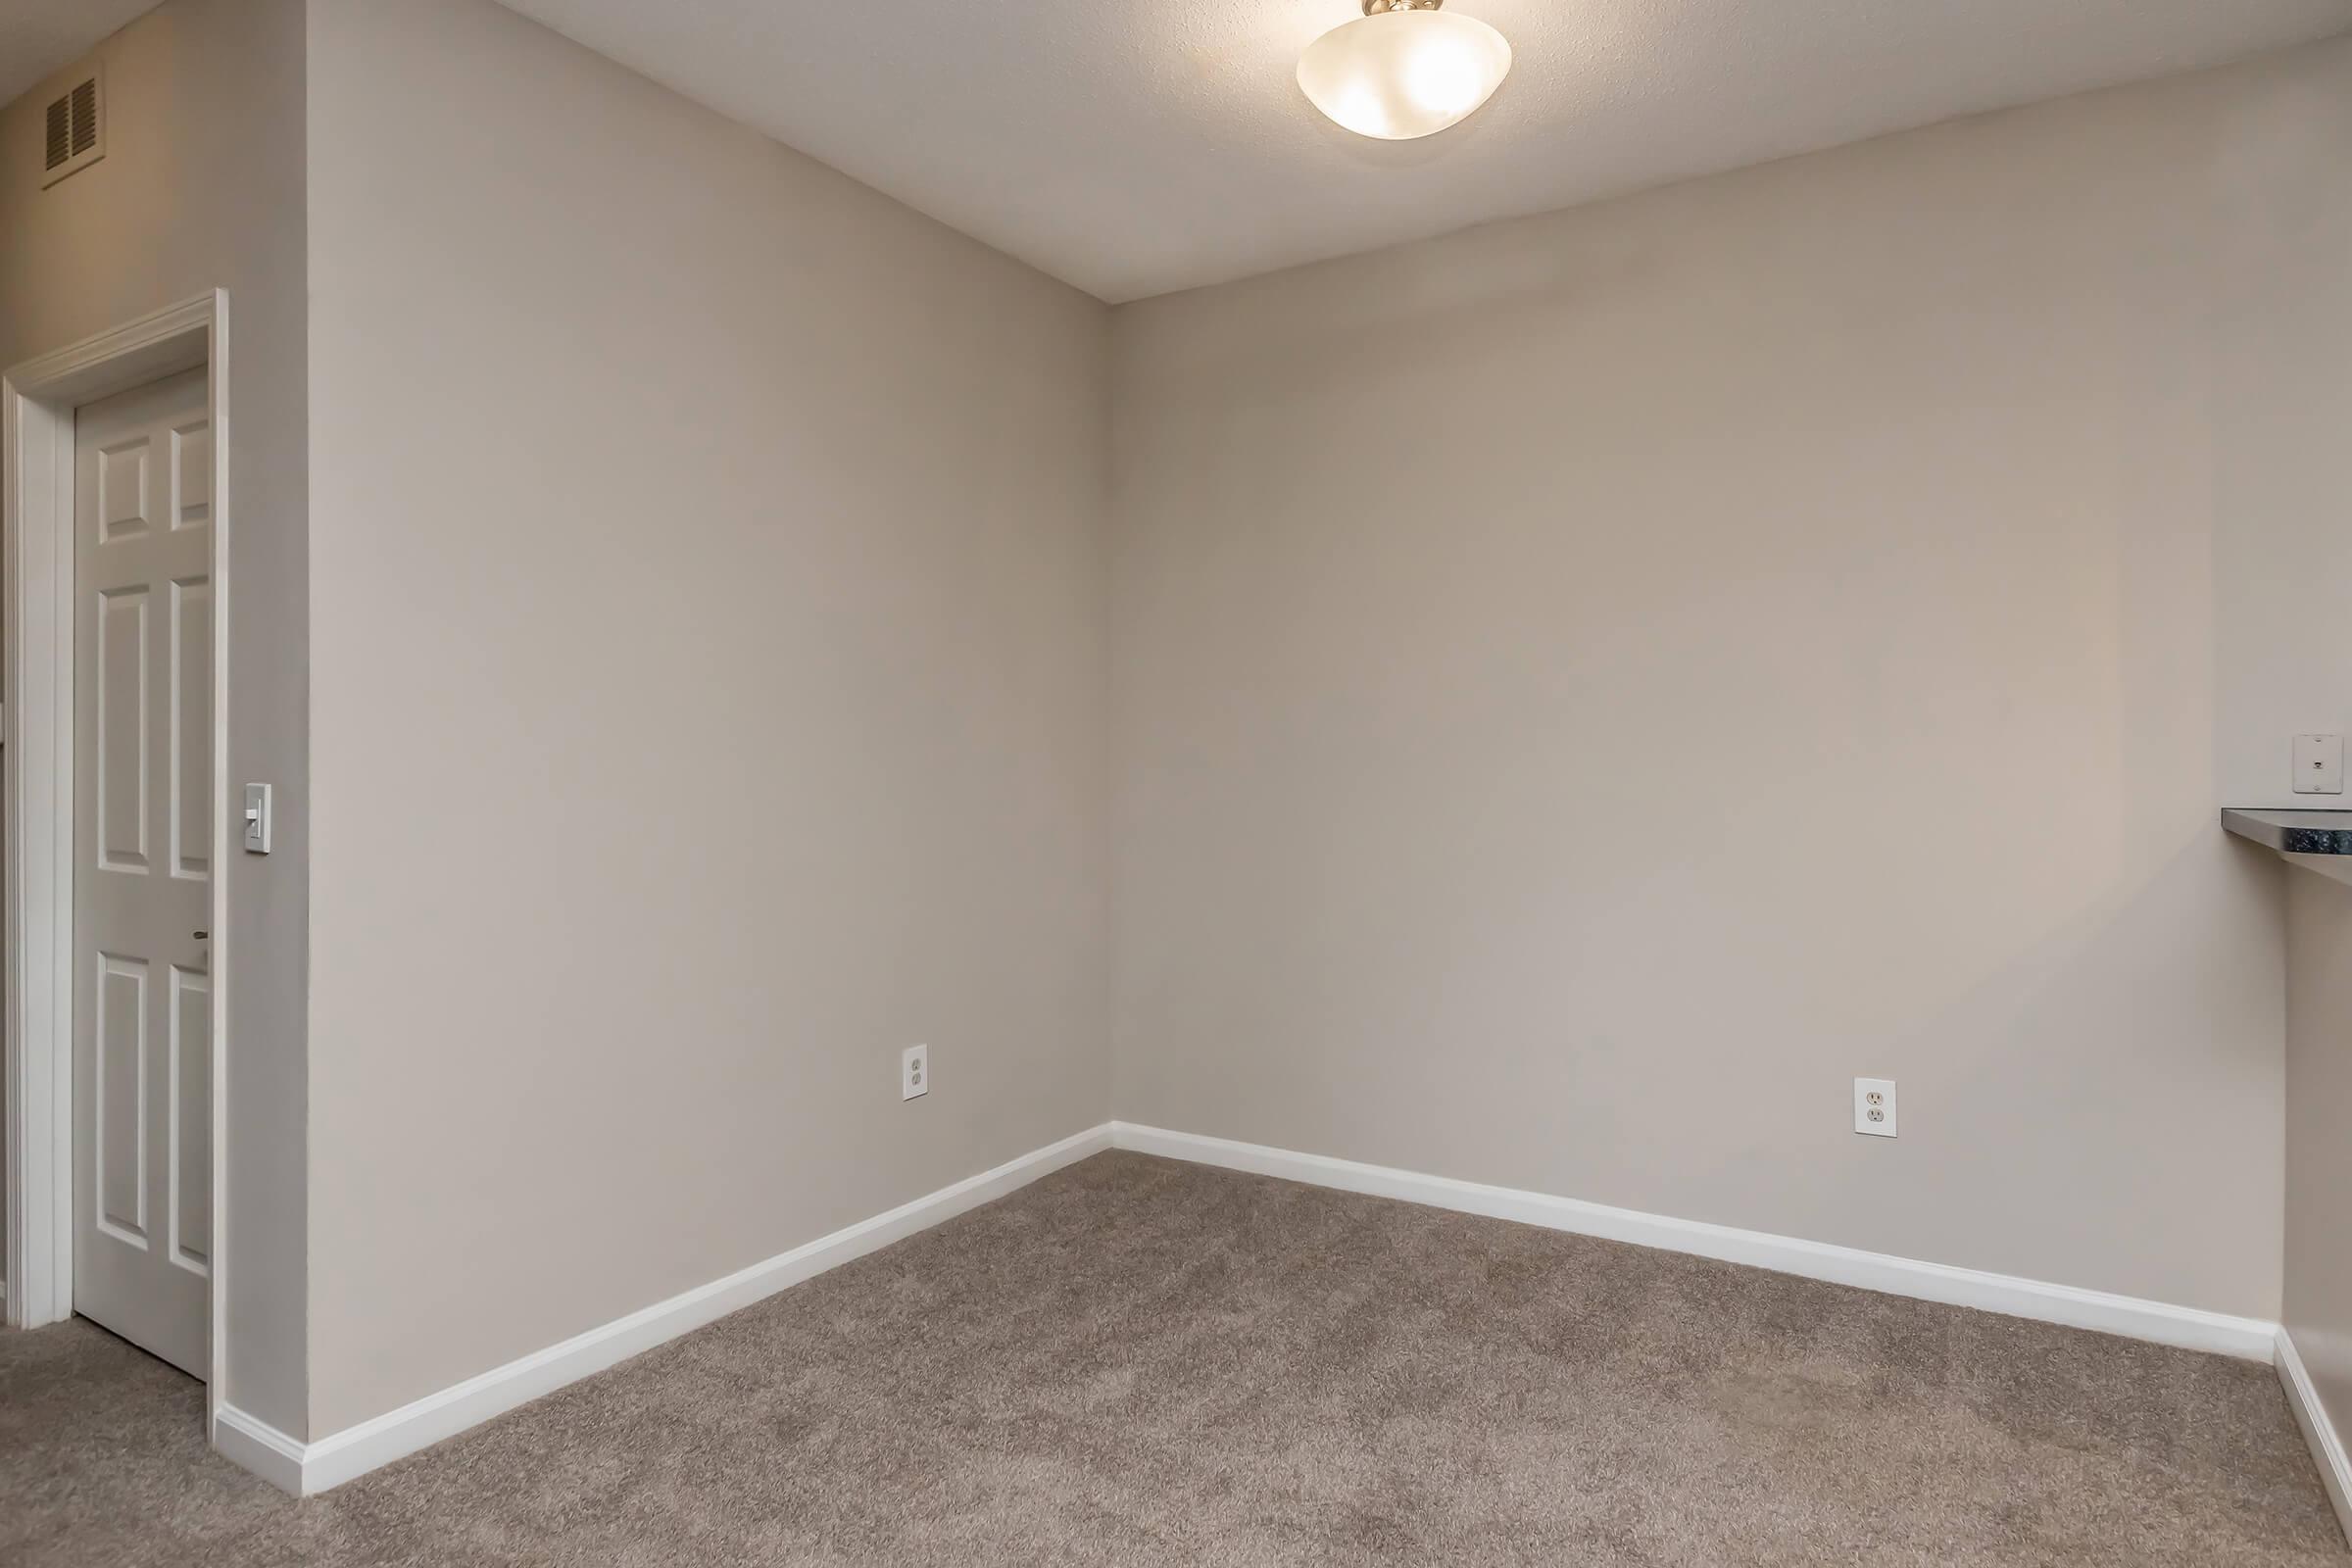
2293, 734, 2344, 795
243, 782, 273, 854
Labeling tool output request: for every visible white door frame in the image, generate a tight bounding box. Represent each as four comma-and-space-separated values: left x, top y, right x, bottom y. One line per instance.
4, 292, 231, 1423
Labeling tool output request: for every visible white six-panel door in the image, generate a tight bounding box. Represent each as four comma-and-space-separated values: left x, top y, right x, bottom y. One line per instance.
73, 366, 213, 1377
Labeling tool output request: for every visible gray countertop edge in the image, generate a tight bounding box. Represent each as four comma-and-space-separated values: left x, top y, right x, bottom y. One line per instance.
2221, 808, 2352, 856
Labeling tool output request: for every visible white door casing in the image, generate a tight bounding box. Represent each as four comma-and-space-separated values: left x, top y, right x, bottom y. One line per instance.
72, 367, 212, 1377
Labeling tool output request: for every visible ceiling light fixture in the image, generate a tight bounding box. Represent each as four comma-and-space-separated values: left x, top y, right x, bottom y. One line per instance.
1298, 0, 1513, 142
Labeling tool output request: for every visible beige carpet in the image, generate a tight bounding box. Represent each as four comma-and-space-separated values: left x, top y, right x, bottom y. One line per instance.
5, 1151, 2344, 1566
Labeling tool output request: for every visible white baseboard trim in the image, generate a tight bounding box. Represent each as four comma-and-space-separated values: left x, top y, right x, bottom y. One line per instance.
213, 1122, 1114, 1496
211, 1119, 2282, 1496
2277, 1327, 2352, 1547
213, 1403, 306, 1495
1109, 1122, 2280, 1363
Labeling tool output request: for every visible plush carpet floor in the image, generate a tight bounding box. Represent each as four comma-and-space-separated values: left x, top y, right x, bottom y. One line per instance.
4, 1151, 2344, 1566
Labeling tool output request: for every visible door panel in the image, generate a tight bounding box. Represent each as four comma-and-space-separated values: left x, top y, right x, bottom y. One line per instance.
172, 579, 213, 879
96, 955, 148, 1242
170, 965, 212, 1272
97, 585, 150, 871
74, 367, 211, 1378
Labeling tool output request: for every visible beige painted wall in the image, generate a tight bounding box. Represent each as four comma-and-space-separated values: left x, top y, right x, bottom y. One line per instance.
0, 0, 312, 1438
2286, 865, 2352, 1462
2212, 47, 2352, 811
303, 0, 1113, 1435
1110, 38, 2352, 1319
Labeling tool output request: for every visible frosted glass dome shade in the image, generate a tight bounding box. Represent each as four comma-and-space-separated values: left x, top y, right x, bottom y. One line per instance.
1298, 6, 1513, 141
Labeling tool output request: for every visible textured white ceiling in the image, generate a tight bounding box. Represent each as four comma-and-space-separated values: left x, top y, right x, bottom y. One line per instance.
0, 0, 156, 111
499, 0, 2349, 302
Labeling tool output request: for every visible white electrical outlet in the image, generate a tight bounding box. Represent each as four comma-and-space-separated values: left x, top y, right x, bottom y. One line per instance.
1854, 1078, 1897, 1138
901, 1045, 928, 1102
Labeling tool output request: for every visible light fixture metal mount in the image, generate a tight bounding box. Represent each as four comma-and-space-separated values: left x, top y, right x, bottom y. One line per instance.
1360, 0, 1446, 12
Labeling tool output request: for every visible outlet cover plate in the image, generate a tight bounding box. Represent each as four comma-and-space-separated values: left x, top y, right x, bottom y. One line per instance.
902, 1045, 928, 1102
1855, 1077, 1897, 1138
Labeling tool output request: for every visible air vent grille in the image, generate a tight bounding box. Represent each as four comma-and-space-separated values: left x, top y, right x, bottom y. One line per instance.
70, 78, 99, 158
40, 70, 104, 187
44, 93, 70, 170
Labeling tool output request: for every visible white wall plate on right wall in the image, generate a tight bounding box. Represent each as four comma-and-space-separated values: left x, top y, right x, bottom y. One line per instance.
2293, 734, 2344, 794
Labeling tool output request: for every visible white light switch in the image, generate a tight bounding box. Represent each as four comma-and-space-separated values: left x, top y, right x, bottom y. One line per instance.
243, 783, 273, 854
2293, 735, 2344, 796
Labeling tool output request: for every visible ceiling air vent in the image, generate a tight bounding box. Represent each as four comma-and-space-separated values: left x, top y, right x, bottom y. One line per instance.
41, 68, 104, 188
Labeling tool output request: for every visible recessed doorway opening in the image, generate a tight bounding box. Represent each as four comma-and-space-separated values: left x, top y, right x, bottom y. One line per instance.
5, 294, 231, 1436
